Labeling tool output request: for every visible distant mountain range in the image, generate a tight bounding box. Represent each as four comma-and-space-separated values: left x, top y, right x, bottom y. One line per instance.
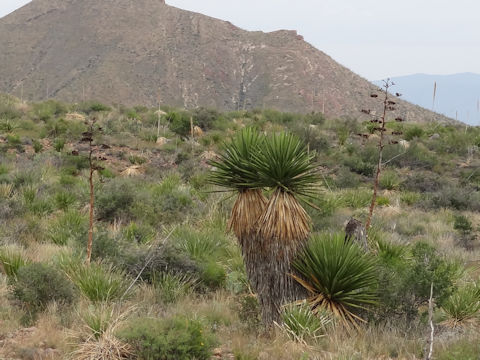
0, 0, 452, 123
373, 73, 480, 125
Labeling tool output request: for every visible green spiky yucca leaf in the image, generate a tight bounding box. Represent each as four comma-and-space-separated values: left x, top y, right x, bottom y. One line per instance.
292, 233, 378, 326
250, 132, 320, 198
208, 127, 264, 190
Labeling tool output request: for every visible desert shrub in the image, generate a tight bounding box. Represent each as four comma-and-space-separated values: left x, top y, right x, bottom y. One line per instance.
13, 263, 76, 312
343, 155, 375, 177
193, 107, 220, 130
87, 230, 121, 261
334, 168, 361, 189
53, 138, 65, 152
118, 316, 215, 360
404, 126, 424, 141
123, 222, 155, 244
423, 186, 480, 212
6, 134, 22, 146
236, 295, 261, 330
281, 304, 331, 344
60, 259, 129, 302
167, 111, 191, 136
0, 247, 30, 279
293, 233, 378, 325
0, 101, 21, 119
310, 194, 342, 217
45, 118, 68, 138
376, 195, 390, 206
119, 243, 200, 284
394, 143, 437, 170
61, 153, 90, 173
376, 241, 460, 321
453, 214, 473, 234
453, 213, 475, 248
78, 101, 111, 114
436, 337, 480, 360
199, 261, 226, 290
96, 179, 136, 221
32, 139, 43, 153
401, 171, 444, 193
304, 112, 325, 125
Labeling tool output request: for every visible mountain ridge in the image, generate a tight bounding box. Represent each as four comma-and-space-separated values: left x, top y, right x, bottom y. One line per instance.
0, 0, 453, 123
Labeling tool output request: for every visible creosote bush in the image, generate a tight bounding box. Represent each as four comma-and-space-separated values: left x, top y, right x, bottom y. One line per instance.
117, 316, 216, 360
13, 263, 76, 312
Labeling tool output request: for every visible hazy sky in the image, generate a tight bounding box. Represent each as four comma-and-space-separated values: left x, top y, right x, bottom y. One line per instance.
1, 0, 479, 80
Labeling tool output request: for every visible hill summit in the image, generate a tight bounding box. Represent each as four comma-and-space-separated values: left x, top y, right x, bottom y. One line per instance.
0, 0, 450, 121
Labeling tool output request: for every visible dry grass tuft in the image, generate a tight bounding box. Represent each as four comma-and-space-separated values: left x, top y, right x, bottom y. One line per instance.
121, 165, 144, 177
71, 333, 133, 360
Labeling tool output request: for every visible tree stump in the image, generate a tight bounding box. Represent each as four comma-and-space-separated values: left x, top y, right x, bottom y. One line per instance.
345, 218, 368, 251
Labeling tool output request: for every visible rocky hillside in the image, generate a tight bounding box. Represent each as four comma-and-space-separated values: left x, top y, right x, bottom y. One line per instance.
0, 0, 452, 122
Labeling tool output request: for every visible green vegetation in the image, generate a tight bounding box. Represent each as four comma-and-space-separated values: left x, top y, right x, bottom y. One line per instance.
0, 94, 479, 359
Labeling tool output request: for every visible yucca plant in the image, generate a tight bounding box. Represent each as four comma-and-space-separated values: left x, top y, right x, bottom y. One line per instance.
209, 129, 319, 327
281, 303, 332, 345
250, 132, 319, 325
292, 233, 378, 328
59, 256, 129, 302
0, 246, 30, 279
208, 128, 268, 305
441, 283, 480, 328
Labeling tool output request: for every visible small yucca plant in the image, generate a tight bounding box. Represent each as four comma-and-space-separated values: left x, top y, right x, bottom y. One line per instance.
280, 303, 332, 345
292, 233, 378, 328
0, 246, 30, 279
154, 272, 195, 304
59, 256, 129, 302
441, 283, 480, 328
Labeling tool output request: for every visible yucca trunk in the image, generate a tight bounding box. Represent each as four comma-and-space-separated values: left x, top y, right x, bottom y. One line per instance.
254, 189, 311, 326
228, 189, 268, 294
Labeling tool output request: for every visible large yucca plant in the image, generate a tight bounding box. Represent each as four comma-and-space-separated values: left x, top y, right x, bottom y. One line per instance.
251, 132, 319, 325
209, 130, 320, 328
208, 127, 268, 308
292, 233, 378, 327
